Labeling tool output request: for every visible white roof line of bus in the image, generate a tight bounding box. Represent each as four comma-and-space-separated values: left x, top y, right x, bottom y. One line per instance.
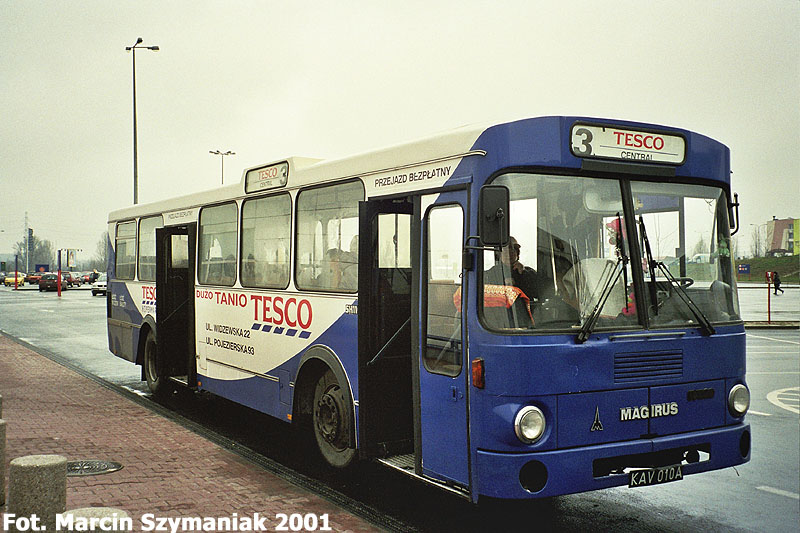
239, 122, 488, 181
314, 149, 486, 182
108, 123, 489, 222
242, 120, 489, 170
107, 148, 486, 223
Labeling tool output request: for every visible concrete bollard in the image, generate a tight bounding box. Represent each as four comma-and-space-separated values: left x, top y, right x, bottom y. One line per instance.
61, 508, 132, 531
7, 455, 67, 533
0, 419, 5, 506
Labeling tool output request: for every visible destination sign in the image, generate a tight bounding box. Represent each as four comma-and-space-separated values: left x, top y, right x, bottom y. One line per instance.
245, 162, 289, 193
571, 124, 686, 164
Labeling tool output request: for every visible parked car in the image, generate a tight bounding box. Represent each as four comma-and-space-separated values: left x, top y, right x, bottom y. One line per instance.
39, 273, 67, 291
60, 272, 80, 287
4, 272, 26, 287
80, 272, 93, 284
26, 272, 44, 285
91, 273, 107, 296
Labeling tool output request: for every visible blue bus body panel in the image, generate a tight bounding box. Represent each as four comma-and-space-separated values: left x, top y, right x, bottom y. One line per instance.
108, 280, 145, 363
649, 380, 727, 434
475, 423, 749, 499
458, 116, 731, 191
467, 327, 745, 404
557, 388, 649, 447
449, 117, 743, 500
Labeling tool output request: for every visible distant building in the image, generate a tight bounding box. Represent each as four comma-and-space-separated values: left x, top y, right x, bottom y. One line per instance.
765, 217, 798, 256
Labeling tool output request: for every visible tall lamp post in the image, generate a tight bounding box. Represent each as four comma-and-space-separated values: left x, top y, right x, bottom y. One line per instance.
126, 37, 159, 205
209, 150, 235, 185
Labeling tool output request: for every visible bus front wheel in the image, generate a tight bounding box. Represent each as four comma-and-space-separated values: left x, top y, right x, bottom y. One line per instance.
312, 369, 356, 468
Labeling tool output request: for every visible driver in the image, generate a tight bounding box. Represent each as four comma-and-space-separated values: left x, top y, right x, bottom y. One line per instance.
484, 236, 540, 301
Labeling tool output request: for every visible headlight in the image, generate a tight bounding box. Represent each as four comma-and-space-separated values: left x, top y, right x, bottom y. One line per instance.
514, 406, 546, 444
728, 384, 750, 417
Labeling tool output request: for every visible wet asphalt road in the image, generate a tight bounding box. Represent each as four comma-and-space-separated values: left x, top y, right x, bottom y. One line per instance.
0, 284, 798, 532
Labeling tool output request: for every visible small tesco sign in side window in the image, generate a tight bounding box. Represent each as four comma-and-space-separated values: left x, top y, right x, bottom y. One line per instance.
245, 161, 289, 193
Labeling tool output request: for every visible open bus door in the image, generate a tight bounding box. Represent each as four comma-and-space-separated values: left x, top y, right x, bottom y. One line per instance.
358, 197, 415, 459
359, 191, 470, 492
418, 190, 470, 488
155, 224, 197, 388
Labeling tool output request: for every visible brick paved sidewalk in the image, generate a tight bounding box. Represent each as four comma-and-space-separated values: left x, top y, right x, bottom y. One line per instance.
0, 336, 382, 532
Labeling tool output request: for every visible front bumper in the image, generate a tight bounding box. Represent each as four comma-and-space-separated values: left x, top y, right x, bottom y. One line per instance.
475, 423, 750, 500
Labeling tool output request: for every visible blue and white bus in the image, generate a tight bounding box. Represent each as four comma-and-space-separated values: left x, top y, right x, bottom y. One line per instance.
106, 116, 750, 501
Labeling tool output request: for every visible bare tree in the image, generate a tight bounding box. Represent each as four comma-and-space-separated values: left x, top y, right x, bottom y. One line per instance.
13, 234, 56, 271
90, 232, 109, 271
692, 235, 708, 256
749, 226, 763, 257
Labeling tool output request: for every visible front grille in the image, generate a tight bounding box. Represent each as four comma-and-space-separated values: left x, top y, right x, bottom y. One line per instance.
614, 350, 683, 384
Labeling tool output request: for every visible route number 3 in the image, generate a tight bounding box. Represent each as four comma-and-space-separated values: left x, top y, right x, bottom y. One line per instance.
573, 128, 594, 155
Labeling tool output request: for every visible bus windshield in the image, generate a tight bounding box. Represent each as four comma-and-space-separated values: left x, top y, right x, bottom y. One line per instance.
632, 181, 741, 327
481, 173, 740, 332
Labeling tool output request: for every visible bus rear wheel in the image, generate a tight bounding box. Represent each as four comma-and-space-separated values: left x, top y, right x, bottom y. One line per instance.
143, 330, 168, 397
312, 369, 356, 468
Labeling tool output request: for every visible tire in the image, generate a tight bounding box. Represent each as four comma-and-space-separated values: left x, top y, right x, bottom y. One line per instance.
312, 368, 356, 468
143, 330, 168, 396
92, 291, 97, 296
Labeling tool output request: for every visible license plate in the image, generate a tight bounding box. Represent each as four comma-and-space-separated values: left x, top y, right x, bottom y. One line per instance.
628, 464, 683, 487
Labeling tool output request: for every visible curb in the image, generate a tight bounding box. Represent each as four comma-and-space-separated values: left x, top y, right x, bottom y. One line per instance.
744, 321, 799, 330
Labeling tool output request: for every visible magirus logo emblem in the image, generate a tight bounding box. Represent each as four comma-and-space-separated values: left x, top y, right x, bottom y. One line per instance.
590, 406, 604, 431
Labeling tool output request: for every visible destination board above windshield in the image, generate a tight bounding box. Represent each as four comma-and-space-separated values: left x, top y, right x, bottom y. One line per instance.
571, 124, 686, 164
245, 161, 289, 193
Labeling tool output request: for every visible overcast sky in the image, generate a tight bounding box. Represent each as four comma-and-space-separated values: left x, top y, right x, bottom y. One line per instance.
1, 0, 797, 264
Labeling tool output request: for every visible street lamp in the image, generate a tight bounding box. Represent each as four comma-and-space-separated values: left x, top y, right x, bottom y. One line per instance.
126, 37, 159, 205
209, 150, 235, 185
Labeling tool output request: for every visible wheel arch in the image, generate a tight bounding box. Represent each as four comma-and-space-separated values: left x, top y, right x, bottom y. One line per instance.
136, 315, 157, 377
293, 344, 356, 450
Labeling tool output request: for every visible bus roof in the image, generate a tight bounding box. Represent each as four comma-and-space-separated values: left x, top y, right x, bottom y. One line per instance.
109, 122, 485, 223
109, 116, 730, 223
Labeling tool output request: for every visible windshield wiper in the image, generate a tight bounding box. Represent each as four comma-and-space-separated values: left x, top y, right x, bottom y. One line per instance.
638, 216, 715, 336
639, 216, 660, 316
576, 258, 623, 343
577, 213, 628, 344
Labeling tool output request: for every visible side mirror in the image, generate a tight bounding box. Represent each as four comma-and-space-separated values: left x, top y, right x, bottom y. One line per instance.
479, 185, 510, 247
728, 192, 740, 235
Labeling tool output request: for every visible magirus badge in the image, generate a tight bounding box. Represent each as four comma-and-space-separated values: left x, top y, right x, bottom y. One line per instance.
590, 406, 604, 431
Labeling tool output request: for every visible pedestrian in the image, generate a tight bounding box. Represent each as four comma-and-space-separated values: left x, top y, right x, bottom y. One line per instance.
773, 271, 784, 295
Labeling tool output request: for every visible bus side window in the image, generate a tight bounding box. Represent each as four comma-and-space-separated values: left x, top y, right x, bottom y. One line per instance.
296, 181, 363, 292
115, 221, 137, 280
198, 203, 238, 286
241, 194, 291, 289
137, 215, 163, 282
